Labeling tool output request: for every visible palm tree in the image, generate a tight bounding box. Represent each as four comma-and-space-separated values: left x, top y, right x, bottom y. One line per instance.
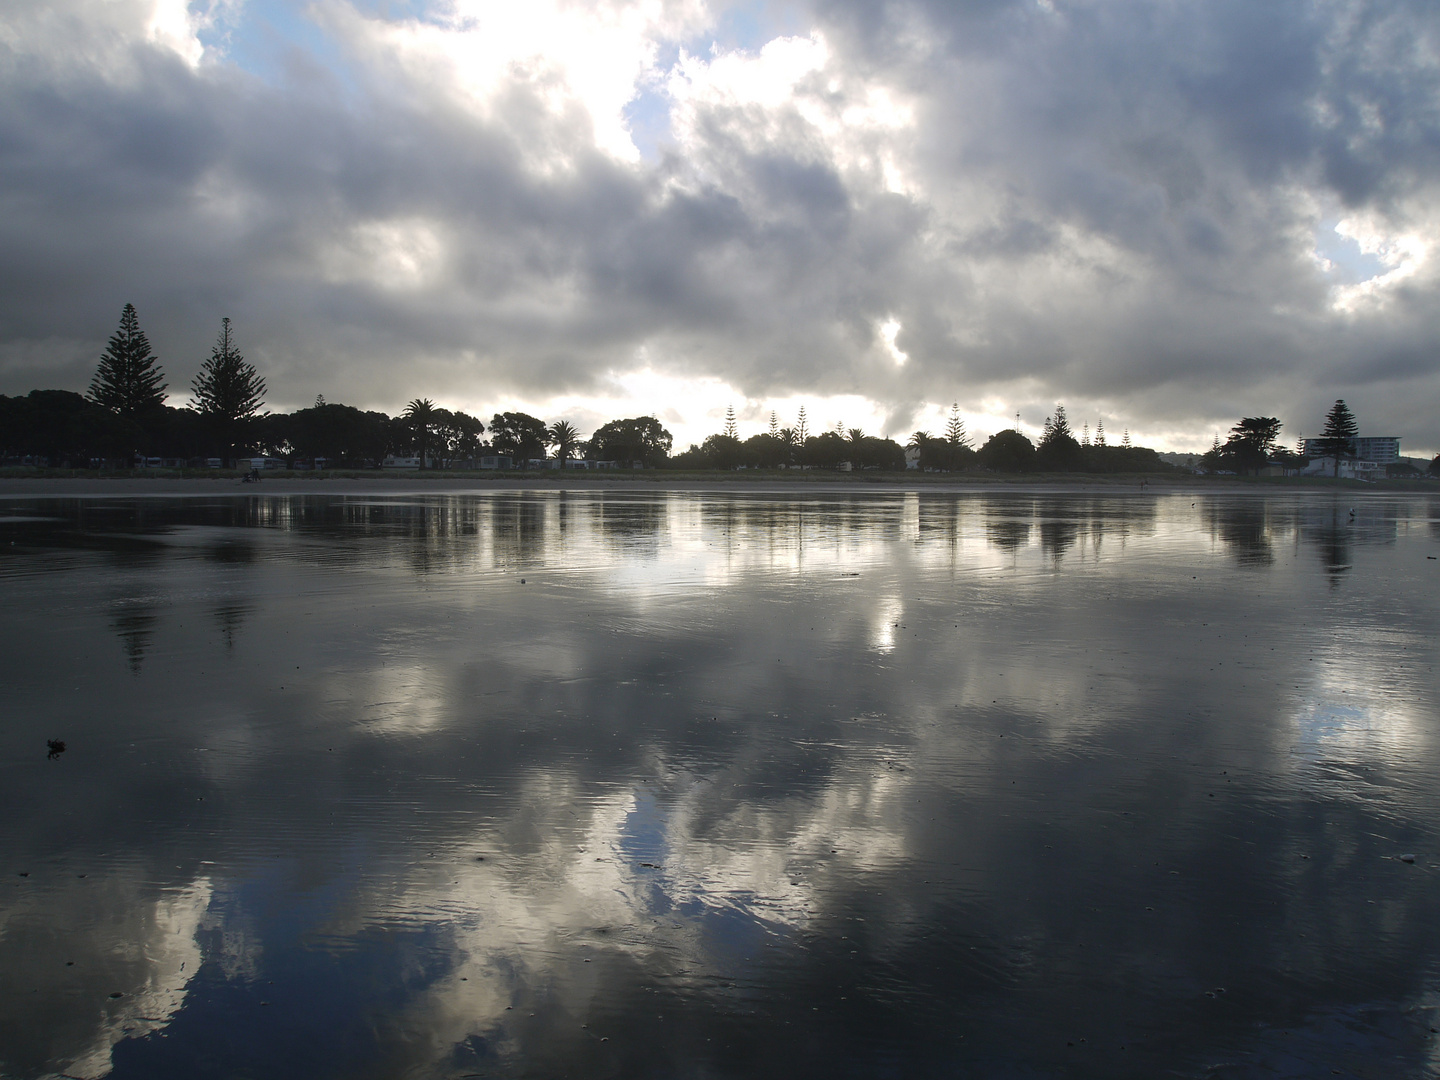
548, 420, 580, 467
404, 398, 437, 469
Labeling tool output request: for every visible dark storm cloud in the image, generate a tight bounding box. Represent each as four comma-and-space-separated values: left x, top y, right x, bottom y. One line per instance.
810, 0, 1440, 438
0, 0, 1437, 448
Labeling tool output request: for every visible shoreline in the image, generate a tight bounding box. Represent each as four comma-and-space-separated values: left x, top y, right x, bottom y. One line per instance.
0, 470, 1431, 497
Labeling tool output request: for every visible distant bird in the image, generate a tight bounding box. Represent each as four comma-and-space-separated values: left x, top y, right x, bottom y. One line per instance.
46, 739, 66, 759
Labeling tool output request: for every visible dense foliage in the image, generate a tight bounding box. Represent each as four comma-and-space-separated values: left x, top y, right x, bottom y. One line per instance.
6, 314, 1385, 476
1202, 417, 1284, 475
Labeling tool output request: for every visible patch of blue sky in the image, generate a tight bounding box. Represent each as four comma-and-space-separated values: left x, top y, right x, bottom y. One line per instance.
347, 0, 431, 20
624, 87, 675, 161
198, 0, 350, 83
624, 0, 810, 161
199, 0, 449, 92
695, 0, 808, 56
1313, 220, 1389, 285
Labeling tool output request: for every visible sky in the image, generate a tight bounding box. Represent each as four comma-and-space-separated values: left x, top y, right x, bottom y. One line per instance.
2, 0, 1438, 455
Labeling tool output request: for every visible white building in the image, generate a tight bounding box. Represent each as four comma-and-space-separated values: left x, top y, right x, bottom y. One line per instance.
1301, 436, 1400, 464
1300, 456, 1383, 480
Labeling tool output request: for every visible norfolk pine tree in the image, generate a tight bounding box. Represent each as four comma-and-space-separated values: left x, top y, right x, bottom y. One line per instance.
1318, 399, 1358, 477
191, 318, 266, 464
90, 304, 167, 417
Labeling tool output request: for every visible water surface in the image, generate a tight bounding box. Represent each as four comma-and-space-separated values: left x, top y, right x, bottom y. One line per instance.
2, 490, 1439, 1078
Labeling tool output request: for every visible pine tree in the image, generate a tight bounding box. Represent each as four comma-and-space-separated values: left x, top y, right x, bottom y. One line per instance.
1095, 419, 1106, 447
724, 405, 738, 440
1318, 400, 1357, 454
1318, 399, 1358, 476
1050, 404, 1072, 441
768, 410, 779, 438
945, 403, 969, 448
90, 304, 167, 416
1121, 428, 1131, 448
1040, 404, 1074, 448
192, 318, 266, 461
796, 406, 808, 444
1081, 423, 1090, 447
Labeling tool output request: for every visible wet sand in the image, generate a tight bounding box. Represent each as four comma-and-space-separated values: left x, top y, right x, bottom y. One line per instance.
2, 490, 1437, 1078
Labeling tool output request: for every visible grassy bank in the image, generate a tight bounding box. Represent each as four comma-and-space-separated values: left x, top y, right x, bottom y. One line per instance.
1, 465, 1434, 492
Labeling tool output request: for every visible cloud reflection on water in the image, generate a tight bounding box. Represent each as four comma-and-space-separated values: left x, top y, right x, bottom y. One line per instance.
1, 491, 1438, 1078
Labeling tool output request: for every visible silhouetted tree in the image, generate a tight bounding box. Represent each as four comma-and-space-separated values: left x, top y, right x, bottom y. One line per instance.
701, 433, 744, 469
433, 408, 485, 466
1205, 416, 1282, 475
589, 416, 672, 467
977, 429, 1037, 472
852, 435, 907, 470
778, 427, 798, 465
90, 304, 167, 417
908, 430, 933, 469
1317, 399, 1358, 476
1037, 404, 1083, 470
805, 430, 850, 469
945, 403, 970, 450
268, 401, 391, 465
489, 411, 550, 463
908, 429, 956, 471
191, 318, 266, 463
548, 420, 580, 466
403, 398, 437, 468
744, 432, 787, 468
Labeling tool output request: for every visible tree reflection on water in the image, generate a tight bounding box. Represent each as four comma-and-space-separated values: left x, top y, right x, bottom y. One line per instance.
0, 489, 1437, 1080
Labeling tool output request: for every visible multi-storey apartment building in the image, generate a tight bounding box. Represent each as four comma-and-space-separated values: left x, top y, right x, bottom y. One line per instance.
1301, 435, 1401, 464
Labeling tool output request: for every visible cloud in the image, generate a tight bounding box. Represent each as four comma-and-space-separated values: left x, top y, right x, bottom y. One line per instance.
0, 0, 1438, 450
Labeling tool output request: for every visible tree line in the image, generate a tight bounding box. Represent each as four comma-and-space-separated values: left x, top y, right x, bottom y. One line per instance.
11, 304, 1427, 476
0, 305, 1170, 474
663, 402, 1169, 473
1201, 400, 1439, 477
0, 305, 678, 469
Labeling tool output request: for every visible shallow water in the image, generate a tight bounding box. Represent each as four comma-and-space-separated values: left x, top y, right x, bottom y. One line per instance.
1, 489, 1438, 1079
